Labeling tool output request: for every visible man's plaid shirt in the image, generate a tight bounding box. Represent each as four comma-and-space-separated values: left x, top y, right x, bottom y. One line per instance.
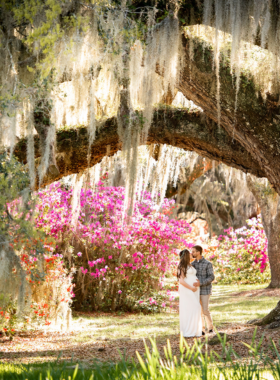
191, 257, 215, 295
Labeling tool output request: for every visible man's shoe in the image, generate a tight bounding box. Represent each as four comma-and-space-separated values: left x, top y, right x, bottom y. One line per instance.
202, 331, 206, 336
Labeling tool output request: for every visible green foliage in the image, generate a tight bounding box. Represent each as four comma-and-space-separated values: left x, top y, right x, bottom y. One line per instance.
0, 152, 46, 255
0, 0, 151, 79
0, 152, 45, 254
0, 152, 30, 236
0, 93, 20, 114
12, 0, 68, 76
0, 153, 29, 202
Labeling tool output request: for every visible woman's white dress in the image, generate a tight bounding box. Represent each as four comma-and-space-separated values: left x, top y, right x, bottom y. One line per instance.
179, 266, 202, 337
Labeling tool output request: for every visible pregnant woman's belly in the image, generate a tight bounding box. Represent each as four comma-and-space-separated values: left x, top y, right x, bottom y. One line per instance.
179, 275, 200, 299
184, 275, 198, 286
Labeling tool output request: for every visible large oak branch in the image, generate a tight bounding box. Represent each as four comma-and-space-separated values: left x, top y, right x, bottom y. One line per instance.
13, 108, 264, 188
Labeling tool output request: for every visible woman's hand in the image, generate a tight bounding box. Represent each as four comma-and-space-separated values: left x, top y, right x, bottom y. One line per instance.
191, 286, 197, 292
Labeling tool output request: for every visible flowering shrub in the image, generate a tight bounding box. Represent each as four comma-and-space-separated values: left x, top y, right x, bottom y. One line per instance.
35, 181, 192, 311
0, 251, 74, 335
205, 216, 270, 284
0, 154, 74, 334
0, 294, 17, 339
5, 206, 74, 332
0, 246, 74, 332
29, 254, 74, 327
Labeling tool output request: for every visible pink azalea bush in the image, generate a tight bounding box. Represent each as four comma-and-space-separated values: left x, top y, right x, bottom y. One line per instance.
35, 180, 191, 312
206, 216, 270, 284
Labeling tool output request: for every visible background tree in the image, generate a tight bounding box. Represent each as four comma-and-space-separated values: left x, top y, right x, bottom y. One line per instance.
246, 176, 280, 289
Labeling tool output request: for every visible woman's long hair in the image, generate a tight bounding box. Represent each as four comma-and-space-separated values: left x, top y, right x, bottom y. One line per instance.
177, 249, 191, 279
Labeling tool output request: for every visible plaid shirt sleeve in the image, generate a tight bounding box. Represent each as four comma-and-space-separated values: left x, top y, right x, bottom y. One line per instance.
200, 261, 215, 287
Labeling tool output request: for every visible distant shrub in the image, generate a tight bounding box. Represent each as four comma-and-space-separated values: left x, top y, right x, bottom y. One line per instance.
205, 216, 270, 284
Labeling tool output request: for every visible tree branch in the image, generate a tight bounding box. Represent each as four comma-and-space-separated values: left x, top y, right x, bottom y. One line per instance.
12, 107, 265, 188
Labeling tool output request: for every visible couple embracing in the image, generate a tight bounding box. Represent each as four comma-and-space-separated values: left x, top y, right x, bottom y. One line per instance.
177, 245, 215, 338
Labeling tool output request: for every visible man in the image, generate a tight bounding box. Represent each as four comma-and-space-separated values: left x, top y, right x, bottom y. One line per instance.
191, 245, 215, 335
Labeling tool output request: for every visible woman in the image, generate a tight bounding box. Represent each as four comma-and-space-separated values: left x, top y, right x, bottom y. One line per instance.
177, 249, 202, 337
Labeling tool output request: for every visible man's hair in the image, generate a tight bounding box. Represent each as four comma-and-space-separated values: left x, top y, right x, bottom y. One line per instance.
193, 245, 203, 254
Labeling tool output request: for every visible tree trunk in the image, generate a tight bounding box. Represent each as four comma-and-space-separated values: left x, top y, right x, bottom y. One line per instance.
246, 176, 280, 328
246, 175, 280, 289
266, 229, 280, 288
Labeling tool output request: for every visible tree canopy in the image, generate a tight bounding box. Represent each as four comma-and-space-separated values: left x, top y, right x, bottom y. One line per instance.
1, 0, 280, 194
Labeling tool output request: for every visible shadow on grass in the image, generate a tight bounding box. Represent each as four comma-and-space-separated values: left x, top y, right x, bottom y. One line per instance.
0, 325, 279, 366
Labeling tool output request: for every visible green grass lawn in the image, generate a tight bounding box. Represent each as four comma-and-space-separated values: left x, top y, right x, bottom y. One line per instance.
211, 283, 278, 326
72, 284, 278, 343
